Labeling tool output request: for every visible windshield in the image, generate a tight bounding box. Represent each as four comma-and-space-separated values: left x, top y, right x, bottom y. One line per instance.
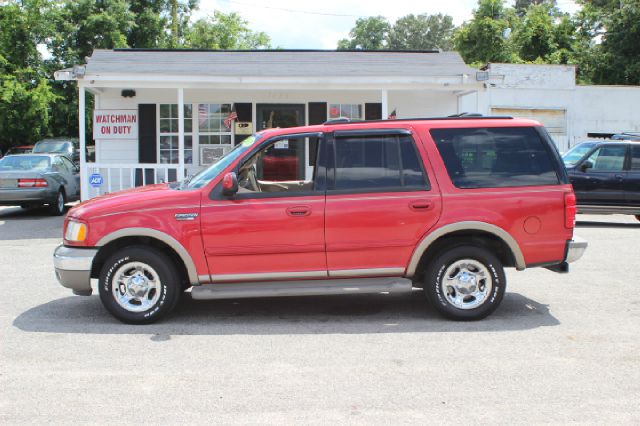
562, 142, 597, 166
184, 135, 261, 189
0, 155, 51, 171
33, 141, 71, 154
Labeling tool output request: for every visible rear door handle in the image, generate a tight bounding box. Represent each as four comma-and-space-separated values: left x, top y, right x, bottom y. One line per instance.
409, 200, 433, 211
614, 174, 624, 181
286, 206, 311, 217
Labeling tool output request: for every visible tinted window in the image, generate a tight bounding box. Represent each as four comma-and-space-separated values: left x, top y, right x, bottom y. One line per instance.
584, 145, 626, 171
333, 134, 429, 191
431, 127, 560, 189
631, 145, 640, 170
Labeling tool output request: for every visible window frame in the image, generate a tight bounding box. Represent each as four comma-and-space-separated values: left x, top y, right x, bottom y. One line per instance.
328, 103, 363, 120
157, 103, 194, 166
327, 129, 431, 195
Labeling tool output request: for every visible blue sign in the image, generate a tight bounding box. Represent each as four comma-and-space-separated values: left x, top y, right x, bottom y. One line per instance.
89, 173, 104, 188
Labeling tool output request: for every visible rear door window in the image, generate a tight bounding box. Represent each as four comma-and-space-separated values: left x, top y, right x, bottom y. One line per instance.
331, 133, 430, 192
430, 127, 560, 189
630, 145, 640, 170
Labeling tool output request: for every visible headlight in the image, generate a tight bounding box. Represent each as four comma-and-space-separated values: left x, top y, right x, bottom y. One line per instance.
65, 220, 88, 242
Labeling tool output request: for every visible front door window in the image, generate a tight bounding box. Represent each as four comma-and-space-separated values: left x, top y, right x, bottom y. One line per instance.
584, 145, 626, 171
236, 135, 321, 196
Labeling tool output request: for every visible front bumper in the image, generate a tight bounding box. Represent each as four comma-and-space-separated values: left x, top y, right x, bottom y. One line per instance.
53, 245, 98, 296
566, 236, 588, 264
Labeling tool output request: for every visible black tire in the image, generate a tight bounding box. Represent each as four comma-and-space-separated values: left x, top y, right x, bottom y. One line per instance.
99, 246, 181, 324
48, 189, 66, 216
424, 245, 506, 321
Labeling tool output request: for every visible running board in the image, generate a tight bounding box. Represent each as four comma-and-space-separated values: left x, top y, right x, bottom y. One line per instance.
190, 277, 412, 300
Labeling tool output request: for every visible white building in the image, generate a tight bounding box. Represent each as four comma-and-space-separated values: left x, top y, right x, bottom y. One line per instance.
55, 50, 640, 200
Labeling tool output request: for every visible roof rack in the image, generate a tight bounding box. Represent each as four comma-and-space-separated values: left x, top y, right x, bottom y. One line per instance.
323, 114, 513, 125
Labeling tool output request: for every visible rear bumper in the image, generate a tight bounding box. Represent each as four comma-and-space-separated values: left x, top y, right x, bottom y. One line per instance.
565, 236, 588, 264
544, 236, 587, 273
0, 188, 56, 205
53, 245, 98, 296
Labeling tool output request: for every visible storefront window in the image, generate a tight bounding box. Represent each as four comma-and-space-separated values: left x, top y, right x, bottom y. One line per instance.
329, 104, 362, 120
159, 104, 193, 164
198, 103, 233, 166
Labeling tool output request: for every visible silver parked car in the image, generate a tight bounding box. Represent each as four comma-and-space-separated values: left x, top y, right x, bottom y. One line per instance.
0, 154, 80, 215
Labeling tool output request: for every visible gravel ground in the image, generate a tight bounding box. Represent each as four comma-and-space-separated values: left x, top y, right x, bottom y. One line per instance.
0, 205, 638, 424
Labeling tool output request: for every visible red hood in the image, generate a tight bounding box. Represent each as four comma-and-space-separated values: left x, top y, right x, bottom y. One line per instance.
68, 183, 201, 220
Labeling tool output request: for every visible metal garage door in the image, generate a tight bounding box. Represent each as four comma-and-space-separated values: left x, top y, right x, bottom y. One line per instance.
491, 107, 568, 151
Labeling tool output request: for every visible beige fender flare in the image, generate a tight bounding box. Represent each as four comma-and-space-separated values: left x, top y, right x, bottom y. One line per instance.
405, 221, 526, 277
96, 227, 200, 285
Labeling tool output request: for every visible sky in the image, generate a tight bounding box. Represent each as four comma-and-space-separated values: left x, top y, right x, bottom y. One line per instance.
196, 0, 580, 49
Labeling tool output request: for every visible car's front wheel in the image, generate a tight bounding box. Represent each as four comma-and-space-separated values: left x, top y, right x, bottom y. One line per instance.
99, 246, 181, 324
424, 245, 506, 321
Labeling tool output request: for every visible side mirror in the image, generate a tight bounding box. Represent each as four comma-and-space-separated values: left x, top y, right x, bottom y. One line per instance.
580, 160, 593, 172
222, 172, 238, 197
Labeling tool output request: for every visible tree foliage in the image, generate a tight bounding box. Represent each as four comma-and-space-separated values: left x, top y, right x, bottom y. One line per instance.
454, 0, 519, 63
186, 11, 271, 49
0, 0, 59, 152
0, 0, 272, 152
576, 0, 640, 84
338, 14, 455, 51
337, 16, 390, 50
388, 14, 455, 51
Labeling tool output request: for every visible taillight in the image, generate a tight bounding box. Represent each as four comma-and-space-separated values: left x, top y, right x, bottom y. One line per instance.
18, 178, 48, 188
565, 192, 577, 229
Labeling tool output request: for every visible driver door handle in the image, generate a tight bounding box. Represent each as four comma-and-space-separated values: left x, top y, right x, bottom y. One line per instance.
286, 206, 311, 217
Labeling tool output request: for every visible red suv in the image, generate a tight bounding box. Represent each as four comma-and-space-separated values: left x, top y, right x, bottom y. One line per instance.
53, 117, 586, 324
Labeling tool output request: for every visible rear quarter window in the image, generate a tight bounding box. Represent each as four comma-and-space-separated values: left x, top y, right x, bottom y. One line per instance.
430, 127, 561, 189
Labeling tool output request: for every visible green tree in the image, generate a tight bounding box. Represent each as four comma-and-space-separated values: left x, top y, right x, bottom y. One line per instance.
454, 0, 520, 64
0, 0, 59, 152
576, 0, 640, 84
185, 11, 271, 49
513, 3, 559, 61
337, 16, 390, 50
387, 13, 455, 50
515, 0, 553, 16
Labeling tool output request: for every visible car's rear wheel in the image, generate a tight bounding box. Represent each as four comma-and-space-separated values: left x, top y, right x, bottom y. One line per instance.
48, 189, 66, 216
635, 215, 640, 222
99, 246, 181, 324
424, 245, 506, 321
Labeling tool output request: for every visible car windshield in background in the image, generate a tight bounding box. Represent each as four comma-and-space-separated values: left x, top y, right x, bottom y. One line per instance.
562, 142, 598, 166
33, 142, 70, 153
185, 135, 261, 189
0, 155, 51, 171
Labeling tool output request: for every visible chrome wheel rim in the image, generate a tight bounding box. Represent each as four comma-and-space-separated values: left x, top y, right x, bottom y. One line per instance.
441, 259, 493, 310
111, 262, 161, 313
57, 192, 64, 212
